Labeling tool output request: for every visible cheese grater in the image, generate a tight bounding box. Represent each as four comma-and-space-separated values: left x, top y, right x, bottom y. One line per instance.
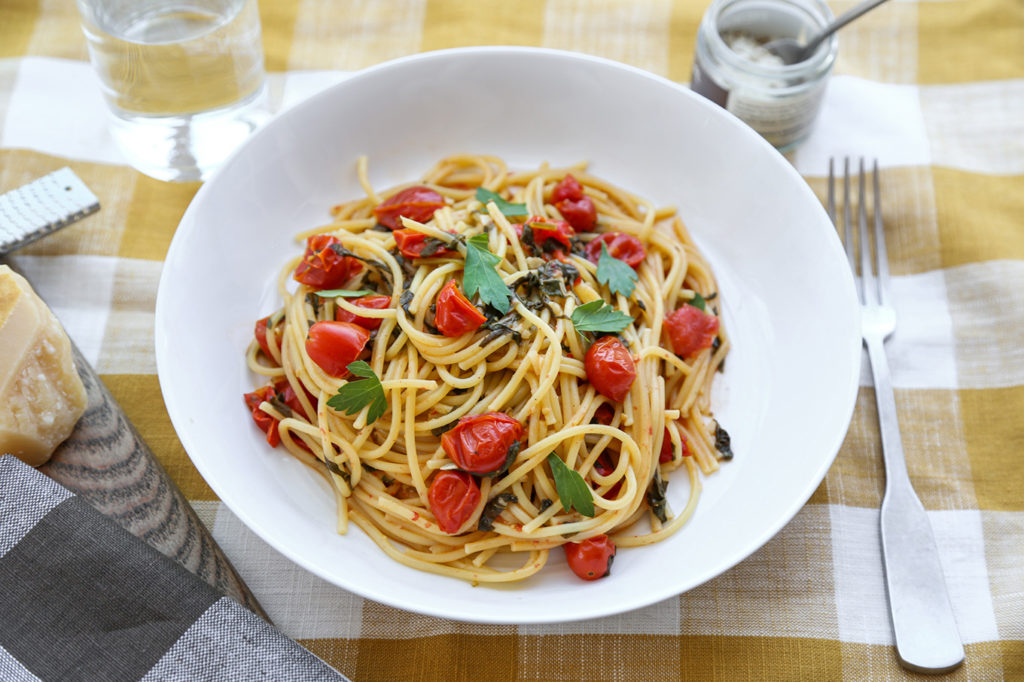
0, 167, 100, 254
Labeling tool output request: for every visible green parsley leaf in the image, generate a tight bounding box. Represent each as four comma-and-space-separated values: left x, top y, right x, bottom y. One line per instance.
475, 187, 528, 217
547, 453, 595, 517
570, 299, 634, 334
463, 233, 511, 314
689, 291, 706, 311
315, 288, 374, 298
326, 361, 388, 423
596, 242, 638, 297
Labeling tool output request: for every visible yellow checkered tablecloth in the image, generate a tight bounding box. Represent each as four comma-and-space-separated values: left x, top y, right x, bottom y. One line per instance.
2, 0, 1022, 679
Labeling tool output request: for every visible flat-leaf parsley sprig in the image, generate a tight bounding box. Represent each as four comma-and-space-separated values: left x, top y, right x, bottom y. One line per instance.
596, 243, 638, 298
327, 361, 388, 423
463, 232, 512, 314
475, 187, 528, 217
570, 299, 634, 334
547, 453, 595, 517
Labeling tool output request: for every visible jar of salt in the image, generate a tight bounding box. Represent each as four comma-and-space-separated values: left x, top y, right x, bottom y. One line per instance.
691, 0, 837, 151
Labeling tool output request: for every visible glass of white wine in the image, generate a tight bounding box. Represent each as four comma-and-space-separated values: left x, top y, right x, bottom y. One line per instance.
76, 0, 270, 182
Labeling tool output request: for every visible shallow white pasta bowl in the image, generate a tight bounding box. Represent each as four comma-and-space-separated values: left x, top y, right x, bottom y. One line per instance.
155, 46, 860, 623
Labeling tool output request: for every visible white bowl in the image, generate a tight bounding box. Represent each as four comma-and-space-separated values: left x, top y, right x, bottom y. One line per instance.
155, 46, 860, 623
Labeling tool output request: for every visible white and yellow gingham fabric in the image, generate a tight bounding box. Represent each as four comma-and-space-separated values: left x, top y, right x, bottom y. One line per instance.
2, 1, 1022, 679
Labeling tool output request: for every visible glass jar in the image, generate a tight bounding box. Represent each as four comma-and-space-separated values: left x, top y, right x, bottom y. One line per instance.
691, 0, 837, 151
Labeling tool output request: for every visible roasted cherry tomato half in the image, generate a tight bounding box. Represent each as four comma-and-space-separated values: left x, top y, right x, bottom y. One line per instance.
254, 316, 276, 361
392, 228, 457, 259
428, 470, 482, 534
591, 403, 616, 425
593, 452, 616, 477
441, 411, 524, 475
659, 427, 674, 463
584, 232, 646, 268
334, 294, 390, 331
373, 186, 446, 230
551, 174, 597, 232
590, 405, 623, 496
244, 380, 316, 449
584, 336, 636, 402
593, 452, 623, 498
564, 534, 616, 581
305, 321, 371, 377
243, 385, 280, 447
281, 380, 314, 419
523, 216, 575, 254
293, 234, 363, 290
243, 380, 305, 444
243, 385, 271, 414
659, 426, 693, 463
665, 305, 720, 358
276, 381, 306, 419
434, 279, 486, 337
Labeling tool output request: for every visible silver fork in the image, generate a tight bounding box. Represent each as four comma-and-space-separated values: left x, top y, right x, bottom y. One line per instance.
829, 158, 965, 673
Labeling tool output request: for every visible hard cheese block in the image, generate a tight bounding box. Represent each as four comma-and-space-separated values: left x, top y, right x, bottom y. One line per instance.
0, 265, 87, 466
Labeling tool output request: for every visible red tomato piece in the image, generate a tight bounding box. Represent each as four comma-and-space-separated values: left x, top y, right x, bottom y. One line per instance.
584, 232, 646, 268
251, 410, 279, 447
392, 228, 457, 259
293, 234, 363, 290
584, 336, 636, 402
551, 174, 583, 203
243, 385, 271, 413
659, 427, 693, 463
564, 534, 616, 581
334, 294, 390, 331
244, 381, 317, 449
593, 452, 615, 477
552, 174, 597, 232
428, 470, 482, 534
274, 380, 317, 451
591, 403, 615, 425
441, 412, 524, 475
373, 186, 446, 230
665, 305, 720, 358
557, 197, 598, 233
305, 321, 371, 377
659, 427, 673, 463
524, 216, 575, 253
243, 385, 280, 447
254, 316, 275, 361
244, 381, 309, 417
434, 280, 486, 337
593, 452, 623, 498
273, 380, 309, 421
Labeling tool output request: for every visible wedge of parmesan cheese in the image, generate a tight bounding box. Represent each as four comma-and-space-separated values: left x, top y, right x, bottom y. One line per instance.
0, 265, 87, 466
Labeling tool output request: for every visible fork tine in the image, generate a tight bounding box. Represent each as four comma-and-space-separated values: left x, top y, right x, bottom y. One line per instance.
873, 160, 890, 306
827, 158, 836, 225
843, 157, 855, 274
858, 158, 877, 305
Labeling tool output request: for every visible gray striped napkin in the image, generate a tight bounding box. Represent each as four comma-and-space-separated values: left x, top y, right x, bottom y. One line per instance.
0, 455, 348, 682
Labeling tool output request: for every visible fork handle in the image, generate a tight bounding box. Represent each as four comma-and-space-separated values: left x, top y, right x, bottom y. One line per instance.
865, 336, 965, 673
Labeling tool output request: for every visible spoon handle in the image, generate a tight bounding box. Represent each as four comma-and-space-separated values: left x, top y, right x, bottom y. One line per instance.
807, 0, 891, 53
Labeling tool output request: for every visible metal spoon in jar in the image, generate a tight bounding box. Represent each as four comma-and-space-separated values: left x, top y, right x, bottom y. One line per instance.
764, 0, 892, 65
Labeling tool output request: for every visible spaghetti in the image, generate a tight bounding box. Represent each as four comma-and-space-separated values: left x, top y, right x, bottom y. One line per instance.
244, 155, 731, 584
